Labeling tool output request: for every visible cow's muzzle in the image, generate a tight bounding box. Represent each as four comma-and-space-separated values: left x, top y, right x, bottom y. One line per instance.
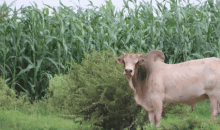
124, 69, 134, 77
125, 69, 132, 73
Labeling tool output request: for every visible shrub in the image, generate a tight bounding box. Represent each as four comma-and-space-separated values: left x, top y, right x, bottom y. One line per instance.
0, 77, 16, 109
0, 77, 30, 110
48, 49, 141, 129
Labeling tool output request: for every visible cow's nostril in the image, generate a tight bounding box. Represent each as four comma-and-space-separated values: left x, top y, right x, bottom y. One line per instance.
125, 69, 132, 73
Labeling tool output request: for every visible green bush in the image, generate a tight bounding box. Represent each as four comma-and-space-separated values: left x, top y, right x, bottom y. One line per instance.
48, 49, 141, 129
0, 77, 30, 110
0, 77, 16, 109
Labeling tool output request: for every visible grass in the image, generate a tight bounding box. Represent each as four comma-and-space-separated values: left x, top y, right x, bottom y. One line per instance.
135, 100, 220, 130
0, 109, 90, 130
160, 100, 220, 130
0, 100, 218, 130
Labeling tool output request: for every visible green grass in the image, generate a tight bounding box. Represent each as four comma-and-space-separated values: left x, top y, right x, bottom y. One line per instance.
127, 100, 220, 130
0, 109, 90, 130
152, 100, 220, 130
1, 80, 220, 130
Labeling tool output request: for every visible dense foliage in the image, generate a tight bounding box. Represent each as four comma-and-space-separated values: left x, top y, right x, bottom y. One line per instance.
0, 77, 30, 110
48, 49, 142, 129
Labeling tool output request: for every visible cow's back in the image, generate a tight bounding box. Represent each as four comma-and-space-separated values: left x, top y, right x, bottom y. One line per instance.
161, 57, 220, 103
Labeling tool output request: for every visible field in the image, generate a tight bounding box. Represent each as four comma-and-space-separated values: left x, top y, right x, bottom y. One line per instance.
1, 0, 220, 129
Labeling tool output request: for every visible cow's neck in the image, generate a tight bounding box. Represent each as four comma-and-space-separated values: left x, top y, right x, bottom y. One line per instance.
127, 77, 135, 92
131, 65, 149, 93
134, 65, 148, 82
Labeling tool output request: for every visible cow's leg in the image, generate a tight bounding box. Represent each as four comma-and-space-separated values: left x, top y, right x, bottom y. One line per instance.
191, 105, 194, 111
191, 102, 196, 111
209, 97, 219, 121
154, 100, 163, 128
218, 102, 220, 114
148, 110, 155, 125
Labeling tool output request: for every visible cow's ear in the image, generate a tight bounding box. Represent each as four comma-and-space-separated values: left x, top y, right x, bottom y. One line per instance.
137, 53, 143, 57
138, 58, 147, 65
115, 58, 124, 64
121, 52, 126, 56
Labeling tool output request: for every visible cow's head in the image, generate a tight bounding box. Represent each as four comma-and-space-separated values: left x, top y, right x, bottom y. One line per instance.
115, 52, 147, 77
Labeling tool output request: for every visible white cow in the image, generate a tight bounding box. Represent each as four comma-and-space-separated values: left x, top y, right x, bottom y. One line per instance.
115, 50, 220, 128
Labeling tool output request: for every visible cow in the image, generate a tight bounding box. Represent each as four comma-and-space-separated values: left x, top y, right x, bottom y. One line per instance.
115, 50, 220, 128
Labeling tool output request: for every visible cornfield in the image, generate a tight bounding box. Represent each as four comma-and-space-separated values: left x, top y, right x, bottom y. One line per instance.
0, 0, 220, 101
